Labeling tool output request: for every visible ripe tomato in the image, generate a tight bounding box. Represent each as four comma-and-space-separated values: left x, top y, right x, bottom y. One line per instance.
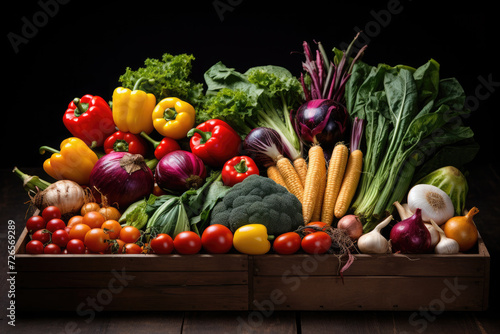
52, 229, 70, 247
67, 215, 84, 228
84, 228, 110, 253
273, 232, 301, 255
150, 233, 174, 254
26, 240, 44, 254
69, 223, 91, 242
124, 243, 143, 254
44, 243, 62, 254
301, 231, 332, 254
81, 202, 101, 216
42, 206, 61, 221
101, 220, 122, 239
201, 224, 233, 254
26, 215, 46, 233
174, 231, 202, 255
45, 218, 66, 232
82, 211, 106, 229
119, 226, 141, 244
66, 239, 86, 254
31, 229, 51, 244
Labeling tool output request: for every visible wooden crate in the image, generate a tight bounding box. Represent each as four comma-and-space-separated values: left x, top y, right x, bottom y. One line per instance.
15, 228, 489, 312
14, 228, 249, 312
251, 237, 490, 311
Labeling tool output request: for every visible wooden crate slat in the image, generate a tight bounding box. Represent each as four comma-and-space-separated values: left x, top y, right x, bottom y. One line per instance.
252, 276, 486, 311
16, 270, 248, 289
16, 285, 248, 312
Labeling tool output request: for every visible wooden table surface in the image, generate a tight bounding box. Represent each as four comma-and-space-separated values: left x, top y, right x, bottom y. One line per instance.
1, 163, 499, 334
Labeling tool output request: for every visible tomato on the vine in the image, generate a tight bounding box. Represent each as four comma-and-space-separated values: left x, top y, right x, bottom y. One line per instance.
301, 231, 332, 254
84, 228, 110, 253
26, 240, 44, 254
273, 232, 301, 255
26, 216, 46, 233
174, 231, 202, 255
150, 233, 174, 254
42, 206, 61, 221
201, 224, 233, 254
44, 243, 62, 254
69, 223, 91, 242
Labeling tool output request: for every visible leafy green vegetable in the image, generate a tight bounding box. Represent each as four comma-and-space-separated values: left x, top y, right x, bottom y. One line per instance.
118, 53, 204, 108
198, 62, 304, 151
346, 59, 478, 231
146, 170, 230, 237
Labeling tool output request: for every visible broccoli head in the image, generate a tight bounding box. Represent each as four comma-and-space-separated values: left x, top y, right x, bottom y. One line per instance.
210, 174, 303, 236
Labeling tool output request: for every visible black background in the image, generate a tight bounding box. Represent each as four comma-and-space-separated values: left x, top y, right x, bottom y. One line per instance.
4, 0, 499, 170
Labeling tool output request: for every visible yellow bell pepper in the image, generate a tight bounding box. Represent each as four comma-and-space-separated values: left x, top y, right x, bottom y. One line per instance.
112, 78, 156, 134
152, 97, 196, 139
40, 137, 99, 185
233, 224, 271, 255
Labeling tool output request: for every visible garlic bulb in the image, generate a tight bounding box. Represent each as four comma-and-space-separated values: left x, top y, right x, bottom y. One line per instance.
357, 215, 393, 254
407, 184, 455, 225
429, 219, 459, 254
425, 223, 440, 248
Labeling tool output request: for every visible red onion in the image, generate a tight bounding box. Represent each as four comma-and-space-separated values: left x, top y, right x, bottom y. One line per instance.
155, 150, 207, 192
291, 99, 351, 148
89, 152, 154, 208
389, 208, 432, 254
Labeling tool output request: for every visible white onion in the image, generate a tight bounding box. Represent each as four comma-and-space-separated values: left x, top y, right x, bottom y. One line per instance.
407, 184, 454, 225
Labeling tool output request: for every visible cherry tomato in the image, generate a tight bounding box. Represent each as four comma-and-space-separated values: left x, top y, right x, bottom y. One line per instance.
69, 223, 91, 242
26, 215, 46, 233
31, 229, 51, 244
174, 231, 202, 255
124, 243, 143, 254
45, 218, 66, 232
81, 202, 100, 216
44, 243, 62, 254
26, 240, 44, 254
304, 221, 328, 234
150, 233, 174, 254
101, 220, 122, 239
67, 215, 84, 228
119, 226, 141, 244
42, 206, 61, 221
201, 224, 233, 254
66, 239, 86, 254
52, 229, 70, 247
273, 232, 302, 255
301, 231, 332, 254
82, 211, 106, 229
84, 228, 110, 253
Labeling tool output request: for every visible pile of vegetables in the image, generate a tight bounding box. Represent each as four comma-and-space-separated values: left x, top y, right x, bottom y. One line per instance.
13, 35, 481, 260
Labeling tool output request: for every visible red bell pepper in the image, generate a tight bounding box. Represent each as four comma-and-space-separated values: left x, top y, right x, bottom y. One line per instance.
140, 132, 181, 160
187, 119, 241, 167
222, 156, 259, 186
62, 95, 116, 147
104, 131, 147, 156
